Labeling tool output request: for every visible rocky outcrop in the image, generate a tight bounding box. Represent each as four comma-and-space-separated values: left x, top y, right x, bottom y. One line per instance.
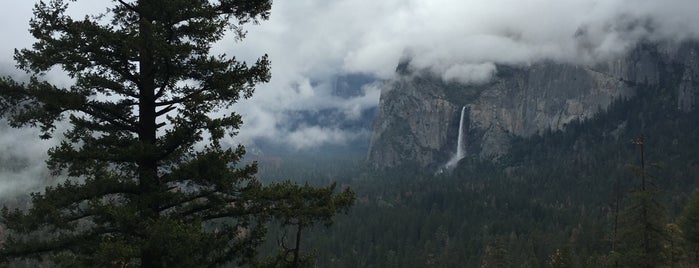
368, 41, 699, 170
367, 77, 460, 169
675, 42, 699, 112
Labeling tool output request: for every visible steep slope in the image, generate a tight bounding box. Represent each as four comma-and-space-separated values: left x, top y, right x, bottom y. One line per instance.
368, 41, 699, 170
302, 71, 699, 268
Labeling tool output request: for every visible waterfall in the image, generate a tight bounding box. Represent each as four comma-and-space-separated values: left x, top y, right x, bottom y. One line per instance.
442, 106, 467, 171
455, 106, 466, 160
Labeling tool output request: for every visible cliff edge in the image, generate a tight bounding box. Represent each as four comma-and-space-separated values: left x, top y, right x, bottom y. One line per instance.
367, 41, 699, 170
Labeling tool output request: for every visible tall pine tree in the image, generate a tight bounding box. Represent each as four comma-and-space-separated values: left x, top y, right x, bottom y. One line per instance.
616, 137, 667, 268
0, 1, 353, 267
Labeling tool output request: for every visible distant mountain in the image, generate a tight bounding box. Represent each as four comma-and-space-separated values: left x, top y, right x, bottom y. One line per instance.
368, 41, 699, 171
293, 42, 699, 268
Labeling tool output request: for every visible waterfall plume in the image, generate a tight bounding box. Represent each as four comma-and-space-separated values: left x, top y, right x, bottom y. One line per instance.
442, 106, 467, 171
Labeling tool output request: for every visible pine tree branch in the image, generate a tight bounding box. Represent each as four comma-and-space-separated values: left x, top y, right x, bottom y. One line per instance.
155, 104, 176, 117
116, 0, 140, 16
157, 190, 216, 213
2, 227, 118, 259
155, 89, 207, 107
81, 72, 140, 99
154, 63, 172, 99
187, 198, 258, 221
81, 104, 139, 133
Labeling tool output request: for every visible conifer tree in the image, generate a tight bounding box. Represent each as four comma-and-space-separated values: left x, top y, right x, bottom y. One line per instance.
255, 182, 354, 268
616, 136, 667, 268
546, 248, 572, 268
480, 238, 511, 268
616, 188, 666, 267
0, 1, 353, 267
680, 189, 699, 263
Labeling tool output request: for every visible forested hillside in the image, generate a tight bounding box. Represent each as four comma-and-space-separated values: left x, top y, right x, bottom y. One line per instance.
258, 75, 699, 267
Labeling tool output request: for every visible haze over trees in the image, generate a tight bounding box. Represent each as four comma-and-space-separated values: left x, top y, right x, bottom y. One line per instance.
0, 0, 353, 267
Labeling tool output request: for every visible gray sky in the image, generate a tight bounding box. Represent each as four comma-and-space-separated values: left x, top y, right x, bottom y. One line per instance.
1, 0, 699, 196
225, 0, 699, 148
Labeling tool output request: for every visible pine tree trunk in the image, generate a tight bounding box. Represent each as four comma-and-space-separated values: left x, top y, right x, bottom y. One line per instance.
292, 223, 303, 268
138, 4, 161, 267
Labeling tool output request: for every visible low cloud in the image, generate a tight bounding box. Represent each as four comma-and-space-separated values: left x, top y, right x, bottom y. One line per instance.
0, 122, 60, 199
440, 63, 497, 85
226, 0, 699, 149
233, 80, 380, 149
5, 0, 699, 152
286, 126, 356, 150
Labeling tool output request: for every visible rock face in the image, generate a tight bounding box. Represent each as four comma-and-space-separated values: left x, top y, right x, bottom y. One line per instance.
368, 76, 460, 170
367, 41, 699, 170
675, 43, 699, 112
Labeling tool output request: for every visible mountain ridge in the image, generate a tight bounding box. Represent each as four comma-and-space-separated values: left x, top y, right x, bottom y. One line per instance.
367, 41, 699, 170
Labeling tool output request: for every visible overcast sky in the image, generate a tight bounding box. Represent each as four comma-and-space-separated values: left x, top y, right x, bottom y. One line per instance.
226, 0, 699, 149
1, 0, 699, 196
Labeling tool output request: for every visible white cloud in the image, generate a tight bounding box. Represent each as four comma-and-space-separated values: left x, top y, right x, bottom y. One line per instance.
6, 1, 698, 153
225, 0, 699, 150
0, 122, 61, 199
441, 63, 497, 85
286, 126, 353, 150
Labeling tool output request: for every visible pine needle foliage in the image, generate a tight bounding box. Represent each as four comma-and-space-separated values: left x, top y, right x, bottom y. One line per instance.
0, 1, 354, 267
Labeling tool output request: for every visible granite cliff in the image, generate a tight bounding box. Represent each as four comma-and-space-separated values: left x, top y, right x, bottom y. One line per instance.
367, 41, 699, 170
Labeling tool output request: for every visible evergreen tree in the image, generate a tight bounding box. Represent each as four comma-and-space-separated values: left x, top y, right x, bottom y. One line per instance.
616, 189, 667, 267
663, 223, 687, 267
546, 248, 572, 268
680, 189, 699, 263
616, 137, 667, 268
480, 238, 511, 268
255, 182, 354, 268
0, 1, 353, 267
